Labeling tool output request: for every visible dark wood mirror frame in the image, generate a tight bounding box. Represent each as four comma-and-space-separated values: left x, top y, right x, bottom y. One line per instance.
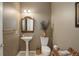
75, 2, 79, 27
21, 16, 35, 33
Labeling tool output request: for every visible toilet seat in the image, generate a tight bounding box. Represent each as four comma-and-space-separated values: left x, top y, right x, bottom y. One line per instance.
41, 46, 51, 56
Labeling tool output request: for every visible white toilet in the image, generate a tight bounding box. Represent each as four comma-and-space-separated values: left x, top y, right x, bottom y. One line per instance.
40, 37, 51, 56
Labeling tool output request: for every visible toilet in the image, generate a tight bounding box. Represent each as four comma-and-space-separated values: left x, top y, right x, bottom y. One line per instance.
40, 37, 51, 56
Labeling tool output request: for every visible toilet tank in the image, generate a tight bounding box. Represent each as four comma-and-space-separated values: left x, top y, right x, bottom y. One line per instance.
40, 37, 49, 46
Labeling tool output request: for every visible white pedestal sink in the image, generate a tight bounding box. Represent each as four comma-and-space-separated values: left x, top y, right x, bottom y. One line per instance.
21, 36, 32, 56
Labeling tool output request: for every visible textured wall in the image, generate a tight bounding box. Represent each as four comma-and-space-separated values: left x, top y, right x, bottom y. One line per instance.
3, 3, 20, 55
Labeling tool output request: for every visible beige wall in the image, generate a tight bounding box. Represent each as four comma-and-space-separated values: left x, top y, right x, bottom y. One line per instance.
51, 2, 79, 50
0, 2, 3, 56
19, 2, 51, 50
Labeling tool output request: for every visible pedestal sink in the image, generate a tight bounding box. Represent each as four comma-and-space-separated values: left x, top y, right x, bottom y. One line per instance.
21, 36, 32, 56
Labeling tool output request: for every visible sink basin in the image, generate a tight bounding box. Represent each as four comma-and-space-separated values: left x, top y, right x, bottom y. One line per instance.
21, 36, 32, 42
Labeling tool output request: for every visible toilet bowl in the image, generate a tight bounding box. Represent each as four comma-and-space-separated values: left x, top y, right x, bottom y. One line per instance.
40, 37, 51, 56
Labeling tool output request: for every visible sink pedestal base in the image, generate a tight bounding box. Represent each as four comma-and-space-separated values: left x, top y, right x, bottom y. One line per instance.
25, 41, 29, 56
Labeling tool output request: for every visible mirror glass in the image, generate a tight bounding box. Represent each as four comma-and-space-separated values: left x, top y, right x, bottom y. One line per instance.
27, 18, 33, 31
21, 16, 34, 32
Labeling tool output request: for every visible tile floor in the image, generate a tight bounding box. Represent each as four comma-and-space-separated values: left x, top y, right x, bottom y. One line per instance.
17, 51, 36, 56
17, 51, 46, 56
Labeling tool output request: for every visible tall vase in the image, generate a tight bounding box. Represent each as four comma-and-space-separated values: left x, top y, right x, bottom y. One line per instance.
44, 30, 47, 37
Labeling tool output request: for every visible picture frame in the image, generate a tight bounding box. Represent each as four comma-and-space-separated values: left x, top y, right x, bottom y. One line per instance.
75, 2, 79, 27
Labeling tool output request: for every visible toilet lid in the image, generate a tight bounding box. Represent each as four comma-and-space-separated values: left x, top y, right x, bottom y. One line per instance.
40, 37, 48, 46
42, 46, 51, 52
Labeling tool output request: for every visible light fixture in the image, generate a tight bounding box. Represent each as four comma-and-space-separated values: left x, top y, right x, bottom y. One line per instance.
24, 9, 27, 13
24, 9, 31, 13
23, 9, 32, 17
27, 9, 31, 13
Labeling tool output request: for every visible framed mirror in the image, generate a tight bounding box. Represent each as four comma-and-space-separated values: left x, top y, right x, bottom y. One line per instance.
21, 16, 34, 33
